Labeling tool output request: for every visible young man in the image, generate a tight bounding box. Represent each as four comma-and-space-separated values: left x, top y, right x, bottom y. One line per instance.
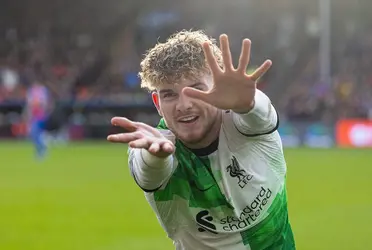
108, 30, 296, 249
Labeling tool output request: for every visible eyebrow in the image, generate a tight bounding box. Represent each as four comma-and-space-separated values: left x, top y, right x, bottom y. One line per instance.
158, 82, 205, 95
158, 89, 173, 95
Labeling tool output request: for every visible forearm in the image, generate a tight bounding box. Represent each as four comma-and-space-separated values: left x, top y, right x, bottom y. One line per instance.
233, 89, 278, 135
129, 148, 173, 192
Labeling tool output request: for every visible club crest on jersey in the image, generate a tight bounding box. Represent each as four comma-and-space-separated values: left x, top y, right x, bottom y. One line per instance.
226, 156, 253, 188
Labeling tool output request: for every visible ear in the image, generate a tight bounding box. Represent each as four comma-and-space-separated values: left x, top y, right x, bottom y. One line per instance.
152, 92, 163, 116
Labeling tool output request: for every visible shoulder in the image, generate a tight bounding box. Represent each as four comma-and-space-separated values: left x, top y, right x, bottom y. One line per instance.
220, 110, 282, 147
220, 110, 242, 140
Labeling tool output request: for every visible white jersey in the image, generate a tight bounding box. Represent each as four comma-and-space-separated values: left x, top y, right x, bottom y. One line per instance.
128, 90, 295, 250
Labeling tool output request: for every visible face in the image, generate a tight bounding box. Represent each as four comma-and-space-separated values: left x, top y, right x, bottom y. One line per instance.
153, 74, 221, 148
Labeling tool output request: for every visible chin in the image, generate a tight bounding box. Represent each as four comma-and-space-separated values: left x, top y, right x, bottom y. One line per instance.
178, 131, 207, 145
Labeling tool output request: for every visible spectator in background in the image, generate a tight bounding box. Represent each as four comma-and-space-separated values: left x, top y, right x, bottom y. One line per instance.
1, 66, 19, 92
23, 81, 51, 160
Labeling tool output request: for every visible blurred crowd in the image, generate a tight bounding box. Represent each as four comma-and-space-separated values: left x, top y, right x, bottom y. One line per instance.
0, 27, 97, 102
0, 0, 371, 122
281, 31, 372, 123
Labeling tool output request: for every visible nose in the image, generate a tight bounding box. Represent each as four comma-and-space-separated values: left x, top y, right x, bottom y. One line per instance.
176, 91, 193, 112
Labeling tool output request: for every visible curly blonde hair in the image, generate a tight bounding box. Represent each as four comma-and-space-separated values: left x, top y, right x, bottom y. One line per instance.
139, 30, 223, 91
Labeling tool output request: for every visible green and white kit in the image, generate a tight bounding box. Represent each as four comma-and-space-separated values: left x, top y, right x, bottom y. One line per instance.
129, 90, 295, 250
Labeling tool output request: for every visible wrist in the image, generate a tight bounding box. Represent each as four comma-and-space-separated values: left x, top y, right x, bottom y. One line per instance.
235, 89, 271, 118
140, 149, 172, 168
232, 99, 255, 114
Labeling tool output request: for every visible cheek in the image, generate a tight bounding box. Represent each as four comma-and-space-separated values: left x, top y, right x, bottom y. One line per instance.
202, 104, 219, 119
158, 102, 169, 116
158, 104, 175, 122
196, 108, 217, 128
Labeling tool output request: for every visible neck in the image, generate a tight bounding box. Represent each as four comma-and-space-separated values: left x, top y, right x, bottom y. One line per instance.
182, 111, 222, 150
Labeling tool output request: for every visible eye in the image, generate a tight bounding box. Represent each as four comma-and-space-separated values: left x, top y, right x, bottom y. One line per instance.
192, 83, 207, 91
193, 86, 204, 91
163, 92, 177, 99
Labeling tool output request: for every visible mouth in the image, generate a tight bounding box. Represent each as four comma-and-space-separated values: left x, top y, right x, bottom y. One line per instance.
178, 115, 199, 124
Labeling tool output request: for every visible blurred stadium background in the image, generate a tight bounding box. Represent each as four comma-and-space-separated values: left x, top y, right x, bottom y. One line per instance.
1, 0, 371, 249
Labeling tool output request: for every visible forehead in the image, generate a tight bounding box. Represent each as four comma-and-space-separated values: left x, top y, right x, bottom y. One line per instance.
156, 74, 212, 92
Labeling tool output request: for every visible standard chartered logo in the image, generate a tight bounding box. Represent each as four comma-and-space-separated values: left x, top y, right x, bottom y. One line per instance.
196, 186, 272, 233
221, 187, 272, 231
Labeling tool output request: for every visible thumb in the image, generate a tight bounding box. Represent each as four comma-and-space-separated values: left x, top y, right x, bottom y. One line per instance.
162, 142, 175, 154
182, 87, 210, 103
249, 60, 272, 82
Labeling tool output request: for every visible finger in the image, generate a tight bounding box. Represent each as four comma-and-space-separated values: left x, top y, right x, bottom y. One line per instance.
111, 117, 136, 132
148, 142, 160, 154
134, 121, 161, 136
107, 132, 142, 143
161, 142, 175, 154
249, 60, 272, 82
112, 117, 160, 136
129, 138, 151, 149
202, 42, 222, 76
219, 34, 233, 72
237, 39, 251, 73
182, 87, 211, 103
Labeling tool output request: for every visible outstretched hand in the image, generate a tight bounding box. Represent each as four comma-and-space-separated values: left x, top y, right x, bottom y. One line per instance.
107, 117, 175, 158
183, 34, 272, 113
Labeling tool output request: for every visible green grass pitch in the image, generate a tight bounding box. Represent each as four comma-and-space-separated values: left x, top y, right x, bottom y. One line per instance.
0, 141, 371, 250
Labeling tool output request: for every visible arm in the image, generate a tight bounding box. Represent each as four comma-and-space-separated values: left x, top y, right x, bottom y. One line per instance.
232, 89, 279, 136
129, 148, 174, 192
106, 117, 176, 192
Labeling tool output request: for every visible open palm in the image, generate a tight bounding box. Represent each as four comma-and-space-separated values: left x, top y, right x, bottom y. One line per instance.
183, 34, 272, 113
107, 117, 175, 158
